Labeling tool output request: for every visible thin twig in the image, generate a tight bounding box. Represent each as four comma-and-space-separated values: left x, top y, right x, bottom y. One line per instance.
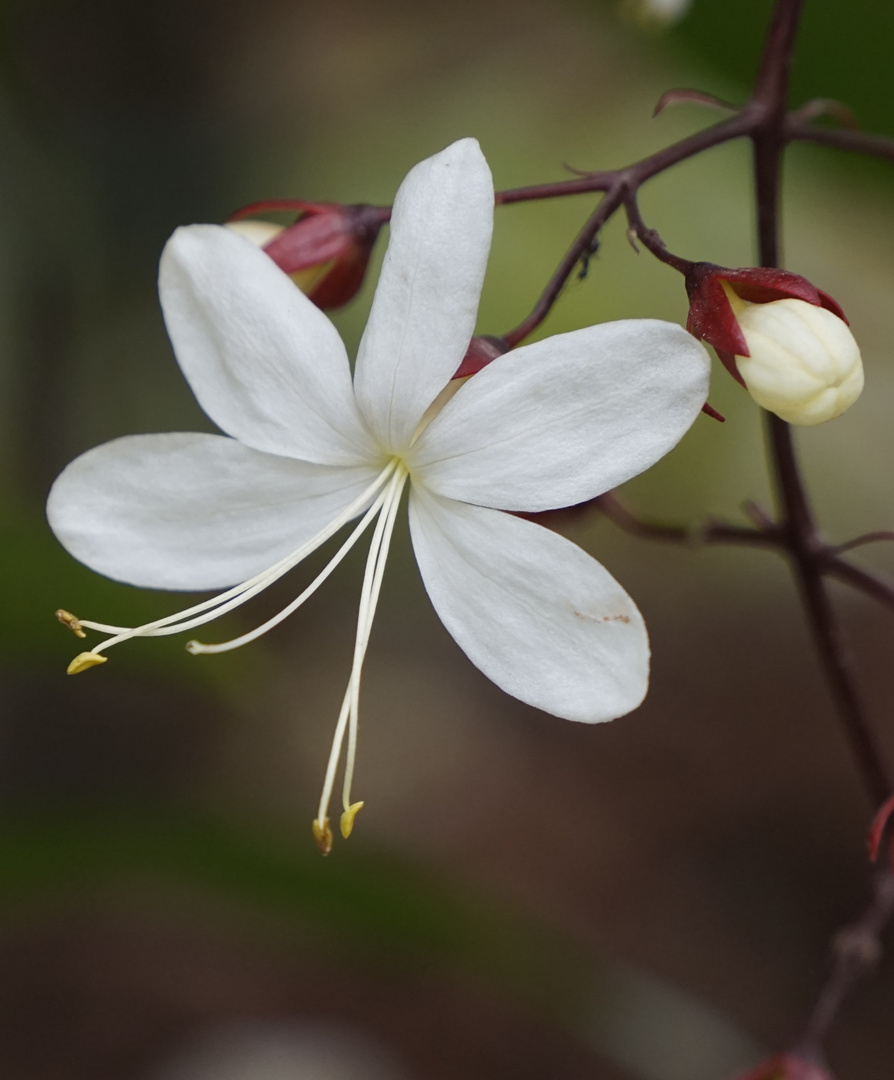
503, 187, 624, 347
498, 113, 755, 345
787, 121, 894, 163
594, 495, 894, 622
831, 531, 894, 555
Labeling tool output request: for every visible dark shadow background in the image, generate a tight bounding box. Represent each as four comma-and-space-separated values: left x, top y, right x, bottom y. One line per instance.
2, 0, 894, 1077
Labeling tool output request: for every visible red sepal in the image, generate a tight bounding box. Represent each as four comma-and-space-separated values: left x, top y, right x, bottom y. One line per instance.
262, 207, 357, 273
306, 244, 372, 310
227, 201, 389, 310
685, 263, 850, 378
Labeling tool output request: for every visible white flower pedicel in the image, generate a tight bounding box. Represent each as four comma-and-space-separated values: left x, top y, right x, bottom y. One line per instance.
47, 139, 710, 851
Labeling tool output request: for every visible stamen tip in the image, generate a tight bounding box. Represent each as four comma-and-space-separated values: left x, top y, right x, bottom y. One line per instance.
67, 651, 107, 675
340, 801, 365, 839
312, 817, 334, 855
56, 609, 87, 639
185, 640, 203, 654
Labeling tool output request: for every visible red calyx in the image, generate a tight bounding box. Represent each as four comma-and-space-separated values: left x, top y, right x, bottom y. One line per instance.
227, 201, 390, 310
684, 262, 849, 386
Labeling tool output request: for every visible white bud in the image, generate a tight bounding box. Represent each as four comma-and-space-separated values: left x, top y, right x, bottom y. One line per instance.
734, 297, 863, 426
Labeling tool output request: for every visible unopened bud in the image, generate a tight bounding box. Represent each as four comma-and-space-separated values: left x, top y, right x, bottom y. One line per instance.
685, 263, 862, 425
226, 201, 389, 310
732, 293, 863, 426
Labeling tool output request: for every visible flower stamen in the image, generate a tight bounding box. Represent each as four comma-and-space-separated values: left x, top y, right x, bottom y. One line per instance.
56, 609, 86, 638
313, 462, 409, 848
60, 461, 399, 667
342, 464, 406, 814
340, 802, 365, 839
187, 472, 399, 655
315, 683, 353, 847
67, 651, 108, 674
312, 817, 334, 856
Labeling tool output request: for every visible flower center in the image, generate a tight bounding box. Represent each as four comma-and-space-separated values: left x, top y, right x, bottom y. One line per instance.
57, 456, 410, 853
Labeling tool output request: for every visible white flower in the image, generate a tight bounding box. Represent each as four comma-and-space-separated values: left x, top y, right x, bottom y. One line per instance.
47, 139, 710, 850
731, 294, 864, 426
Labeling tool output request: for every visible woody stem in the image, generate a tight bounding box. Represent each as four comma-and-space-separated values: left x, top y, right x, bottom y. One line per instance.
751, 0, 891, 807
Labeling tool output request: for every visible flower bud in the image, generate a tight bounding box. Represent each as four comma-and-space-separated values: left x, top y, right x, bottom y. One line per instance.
226, 201, 389, 310
732, 292, 862, 425
685, 264, 863, 426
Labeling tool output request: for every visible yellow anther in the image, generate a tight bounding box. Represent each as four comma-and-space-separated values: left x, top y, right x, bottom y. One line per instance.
56, 609, 86, 639
340, 801, 365, 839
312, 817, 333, 856
67, 652, 108, 675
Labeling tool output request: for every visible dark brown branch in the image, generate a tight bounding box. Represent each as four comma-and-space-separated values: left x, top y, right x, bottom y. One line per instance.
594, 495, 894, 624
766, 416, 890, 806
498, 113, 754, 345
503, 188, 624, 347
751, 0, 890, 808
751, 0, 805, 109
494, 112, 754, 211
593, 493, 780, 551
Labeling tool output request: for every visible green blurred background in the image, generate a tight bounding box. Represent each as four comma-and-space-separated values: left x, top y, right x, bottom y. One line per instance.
2, 0, 894, 1077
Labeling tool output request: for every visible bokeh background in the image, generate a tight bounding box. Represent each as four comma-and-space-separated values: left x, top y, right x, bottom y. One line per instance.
3, 0, 894, 1077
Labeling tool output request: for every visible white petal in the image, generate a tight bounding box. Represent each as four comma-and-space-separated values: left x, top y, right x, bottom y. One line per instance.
409, 489, 649, 722
411, 320, 709, 511
159, 225, 376, 467
47, 432, 381, 590
353, 139, 494, 452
